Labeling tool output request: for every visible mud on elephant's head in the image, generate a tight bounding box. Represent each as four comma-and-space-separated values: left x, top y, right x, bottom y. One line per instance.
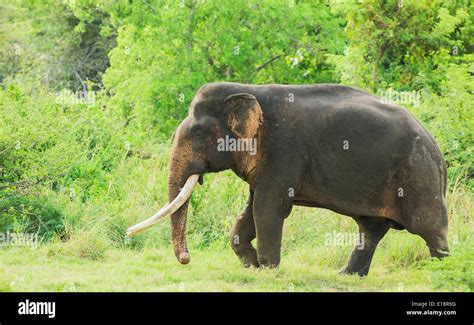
127, 84, 264, 264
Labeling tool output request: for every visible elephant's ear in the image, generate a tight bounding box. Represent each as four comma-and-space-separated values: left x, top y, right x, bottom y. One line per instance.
225, 93, 263, 139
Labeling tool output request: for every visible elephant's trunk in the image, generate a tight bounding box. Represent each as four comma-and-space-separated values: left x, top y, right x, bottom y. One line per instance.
126, 117, 201, 264
168, 156, 195, 264
126, 145, 199, 266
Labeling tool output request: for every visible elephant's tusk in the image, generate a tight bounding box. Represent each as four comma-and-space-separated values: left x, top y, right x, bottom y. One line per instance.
126, 174, 200, 236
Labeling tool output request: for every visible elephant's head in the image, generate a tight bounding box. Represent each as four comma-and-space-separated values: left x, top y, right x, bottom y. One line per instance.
127, 84, 263, 264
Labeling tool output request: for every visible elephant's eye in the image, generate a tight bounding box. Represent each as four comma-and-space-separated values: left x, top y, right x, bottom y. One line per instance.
190, 125, 206, 137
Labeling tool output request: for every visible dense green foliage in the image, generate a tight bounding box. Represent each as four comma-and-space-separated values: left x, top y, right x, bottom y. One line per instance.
0, 0, 472, 291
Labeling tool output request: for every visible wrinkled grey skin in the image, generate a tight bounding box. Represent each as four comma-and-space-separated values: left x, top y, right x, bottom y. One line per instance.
168, 82, 449, 276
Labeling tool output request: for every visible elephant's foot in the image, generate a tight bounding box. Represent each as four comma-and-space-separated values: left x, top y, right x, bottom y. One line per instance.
232, 247, 259, 268
339, 265, 369, 277
241, 250, 259, 268
232, 244, 259, 268
257, 254, 280, 269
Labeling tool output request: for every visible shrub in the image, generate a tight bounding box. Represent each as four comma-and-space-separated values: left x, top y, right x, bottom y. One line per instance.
0, 196, 64, 241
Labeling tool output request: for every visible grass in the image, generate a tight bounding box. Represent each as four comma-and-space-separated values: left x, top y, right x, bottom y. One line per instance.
0, 245, 441, 292
0, 190, 472, 292
0, 150, 472, 292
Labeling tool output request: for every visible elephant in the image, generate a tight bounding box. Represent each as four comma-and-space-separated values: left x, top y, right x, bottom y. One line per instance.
127, 82, 449, 276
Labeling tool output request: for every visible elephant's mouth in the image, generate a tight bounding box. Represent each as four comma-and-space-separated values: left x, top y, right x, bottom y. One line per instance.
197, 160, 211, 185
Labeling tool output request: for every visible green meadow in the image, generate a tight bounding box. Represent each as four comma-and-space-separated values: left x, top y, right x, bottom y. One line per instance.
1, 0, 472, 291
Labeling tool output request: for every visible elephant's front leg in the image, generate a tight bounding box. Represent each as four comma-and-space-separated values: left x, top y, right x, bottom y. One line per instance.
253, 186, 291, 268
230, 191, 259, 267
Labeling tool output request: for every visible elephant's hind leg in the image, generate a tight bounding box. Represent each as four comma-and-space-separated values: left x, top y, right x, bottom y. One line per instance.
340, 216, 390, 276
230, 190, 259, 267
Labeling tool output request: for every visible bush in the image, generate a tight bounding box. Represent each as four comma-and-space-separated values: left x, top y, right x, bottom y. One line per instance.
0, 197, 64, 241
413, 60, 474, 186
48, 229, 109, 261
